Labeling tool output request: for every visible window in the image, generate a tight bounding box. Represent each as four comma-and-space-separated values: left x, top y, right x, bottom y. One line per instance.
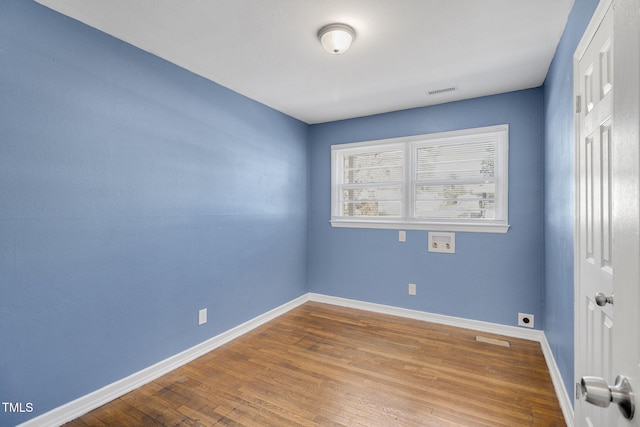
331, 125, 509, 233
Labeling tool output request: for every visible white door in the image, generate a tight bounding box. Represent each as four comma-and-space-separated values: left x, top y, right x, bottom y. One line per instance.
575, 0, 640, 426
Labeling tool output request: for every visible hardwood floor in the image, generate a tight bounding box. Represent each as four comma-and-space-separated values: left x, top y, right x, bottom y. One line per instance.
65, 302, 566, 426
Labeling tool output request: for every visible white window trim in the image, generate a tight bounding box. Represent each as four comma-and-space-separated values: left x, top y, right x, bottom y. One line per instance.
330, 125, 510, 233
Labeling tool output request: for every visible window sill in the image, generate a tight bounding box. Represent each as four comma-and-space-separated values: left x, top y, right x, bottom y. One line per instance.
330, 218, 510, 233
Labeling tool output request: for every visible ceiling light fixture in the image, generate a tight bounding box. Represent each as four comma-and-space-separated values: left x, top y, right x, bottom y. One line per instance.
318, 23, 355, 55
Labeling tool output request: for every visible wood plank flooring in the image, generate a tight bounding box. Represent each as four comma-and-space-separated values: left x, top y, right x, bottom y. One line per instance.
65, 302, 566, 426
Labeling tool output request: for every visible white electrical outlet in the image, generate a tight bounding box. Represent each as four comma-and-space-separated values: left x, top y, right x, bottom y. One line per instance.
518, 313, 534, 328
408, 283, 417, 295
198, 308, 207, 326
399, 230, 406, 242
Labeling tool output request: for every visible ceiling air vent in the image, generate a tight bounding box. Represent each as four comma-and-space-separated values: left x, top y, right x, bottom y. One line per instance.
426, 85, 458, 96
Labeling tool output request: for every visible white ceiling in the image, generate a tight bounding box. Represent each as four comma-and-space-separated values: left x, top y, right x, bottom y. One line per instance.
35, 0, 575, 124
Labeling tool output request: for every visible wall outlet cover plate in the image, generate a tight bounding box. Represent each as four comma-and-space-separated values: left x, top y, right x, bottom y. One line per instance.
518, 313, 534, 328
198, 308, 208, 325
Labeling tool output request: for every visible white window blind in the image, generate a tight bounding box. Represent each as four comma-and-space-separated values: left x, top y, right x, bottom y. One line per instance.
336, 143, 405, 218
331, 125, 509, 233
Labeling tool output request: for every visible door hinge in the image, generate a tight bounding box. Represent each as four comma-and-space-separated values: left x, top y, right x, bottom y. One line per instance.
576, 95, 582, 114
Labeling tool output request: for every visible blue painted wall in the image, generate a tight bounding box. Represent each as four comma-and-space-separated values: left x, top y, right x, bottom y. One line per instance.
1, 0, 603, 424
0, 1, 308, 424
543, 0, 599, 401
309, 89, 545, 327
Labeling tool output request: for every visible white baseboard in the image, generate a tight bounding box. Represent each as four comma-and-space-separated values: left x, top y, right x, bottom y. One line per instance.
20, 292, 573, 427
18, 294, 310, 427
308, 293, 544, 340
538, 334, 575, 427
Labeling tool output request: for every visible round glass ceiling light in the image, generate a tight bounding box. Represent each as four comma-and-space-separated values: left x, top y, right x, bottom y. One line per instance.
318, 23, 355, 55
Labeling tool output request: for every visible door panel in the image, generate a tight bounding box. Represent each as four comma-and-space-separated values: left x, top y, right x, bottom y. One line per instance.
575, 4, 616, 426
575, 0, 640, 425
610, 0, 640, 425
